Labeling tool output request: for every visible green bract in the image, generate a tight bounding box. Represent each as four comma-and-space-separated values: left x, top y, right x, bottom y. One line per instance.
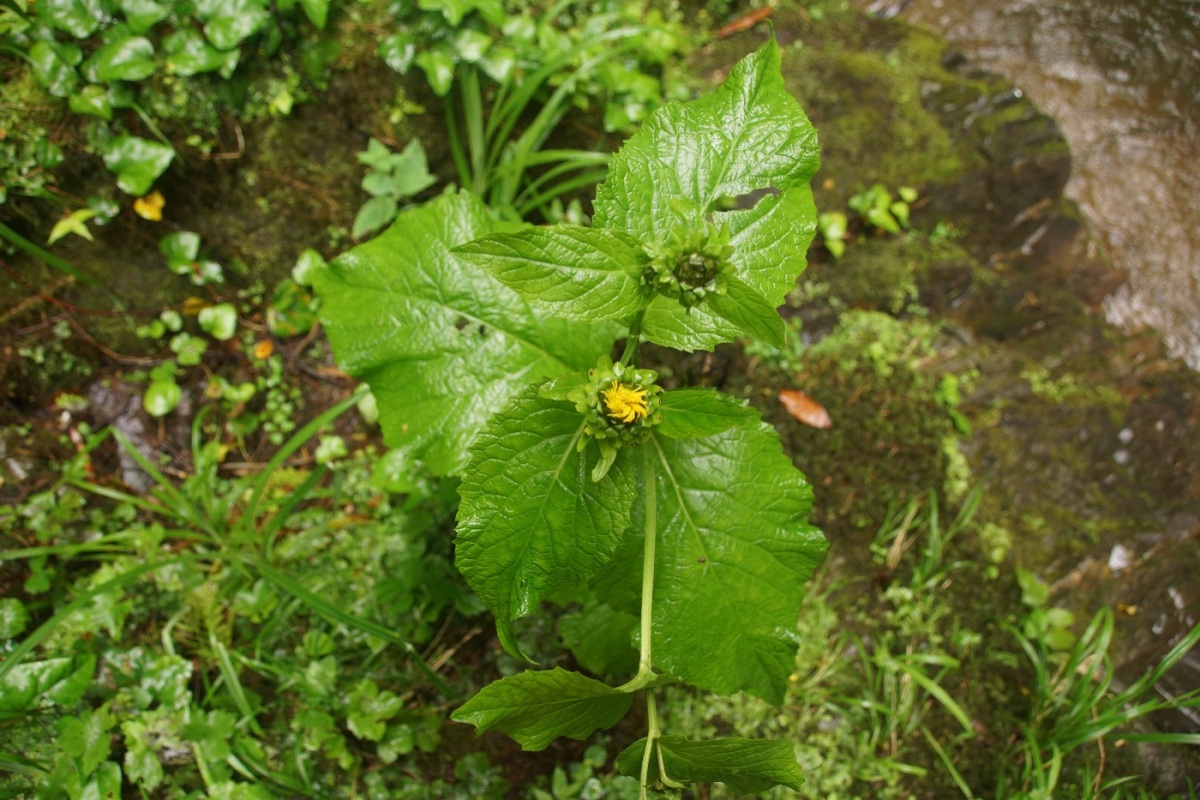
317, 37, 826, 798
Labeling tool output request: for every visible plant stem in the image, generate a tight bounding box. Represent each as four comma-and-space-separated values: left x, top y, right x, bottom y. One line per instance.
621, 309, 645, 365
617, 448, 658, 693
639, 690, 661, 800
0, 220, 98, 286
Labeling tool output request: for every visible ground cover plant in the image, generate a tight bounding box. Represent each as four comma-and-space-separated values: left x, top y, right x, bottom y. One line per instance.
314, 37, 829, 796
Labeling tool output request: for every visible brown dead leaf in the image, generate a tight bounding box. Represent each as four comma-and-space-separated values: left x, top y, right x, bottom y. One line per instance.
779, 389, 832, 429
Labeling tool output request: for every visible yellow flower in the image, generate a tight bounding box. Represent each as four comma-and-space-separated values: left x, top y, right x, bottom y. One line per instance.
601, 382, 649, 424
133, 191, 165, 221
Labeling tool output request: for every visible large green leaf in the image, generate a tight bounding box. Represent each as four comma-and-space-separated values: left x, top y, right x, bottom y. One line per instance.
83, 34, 156, 83
101, 135, 174, 195
616, 735, 804, 794
451, 667, 632, 750
656, 389, 757, 440
592, 37, 820, 351
163, 29, 239, 76
455, 388, 639, 657
456, 225, 650, 322
312, 191, 620, 476
593, 419, 826, 703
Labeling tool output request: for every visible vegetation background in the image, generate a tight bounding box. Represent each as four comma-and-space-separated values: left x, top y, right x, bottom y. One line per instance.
2, 0, 1199, 797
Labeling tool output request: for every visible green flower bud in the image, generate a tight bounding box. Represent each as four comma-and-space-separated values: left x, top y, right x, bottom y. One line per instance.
642, 221, 734, 309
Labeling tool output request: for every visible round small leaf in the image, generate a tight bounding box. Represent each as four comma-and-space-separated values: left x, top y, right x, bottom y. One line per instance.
198, 302, 237, 340
144, 380, 181, 416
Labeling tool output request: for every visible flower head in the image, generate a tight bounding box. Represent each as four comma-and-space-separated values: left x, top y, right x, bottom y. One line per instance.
602, 382, 649, 423
643, 221, 733, 309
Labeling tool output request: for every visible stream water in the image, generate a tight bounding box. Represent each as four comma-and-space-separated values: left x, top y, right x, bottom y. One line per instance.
854, 0, 1200, 369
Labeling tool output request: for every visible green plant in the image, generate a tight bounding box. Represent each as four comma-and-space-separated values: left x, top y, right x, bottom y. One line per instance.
379, 0, 687, 221
352, 137, 437, 239
995, 610, 1200, 799
0, 392, 472, 797
818, 182, 918, 258
315, 38, 825, 797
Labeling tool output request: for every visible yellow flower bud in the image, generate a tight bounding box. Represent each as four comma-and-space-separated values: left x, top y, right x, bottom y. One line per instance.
602, 382, 649, 424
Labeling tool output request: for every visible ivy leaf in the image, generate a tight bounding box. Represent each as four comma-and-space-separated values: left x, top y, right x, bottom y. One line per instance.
119, 0, 170, 33
657, 389, 757, 440
451, 667, 633, 750
29, 40, 81, 98
616, 736, 804, 794
0, 655, 95, 713
592, 37, 820, 351
456, 388, 638, 658
68, 85, 114, 120
312, 191, 620, 476
198, 303, 237, 340
455, 226, 650, 322
593, 420, 826, 703
163, 29, 239, 76
83, 34, 156, 83
37, 0, 104, 37
101, 136, 174, 196
196, 0, 268, 50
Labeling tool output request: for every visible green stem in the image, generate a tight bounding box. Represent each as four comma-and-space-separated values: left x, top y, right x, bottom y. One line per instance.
617, 448, 658, 693
620, 309, 646, 366
639, 691, 661, 800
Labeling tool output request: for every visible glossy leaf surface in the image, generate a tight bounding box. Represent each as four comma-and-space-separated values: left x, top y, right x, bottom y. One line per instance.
657, 389, 757, 440
594, 419, 827, 703
312, 192, 619, 476
102, 136, 174, 195
456, 225, 649, 321
592, 37, 820, 350
616, 735, 804, 794
456, 388, 638, 657
451, 667, 633, 750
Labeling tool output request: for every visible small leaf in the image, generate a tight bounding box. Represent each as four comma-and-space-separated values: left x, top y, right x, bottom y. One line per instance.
778, 389, 831, 429
292, 248, 326, 286
59, 707, 114, 778
102, 136, 174, 196
657, 389, 757, 440
143, 380, 181, 417
69, 85, 114, 119
297, 0, 328, 28
378, 32, 415, 74
47, 209, 99, 245
456, 226, 650, 322
616, 736, 804, 794
352, 195, 398, 239
29, 40, 81, 97
415, 46, 455, 96
37, 0, 103, 37
456, 387, 639, 658
452, 668, 633, 750
163, 28, 240, 76
119, 0, 170, 33
159, 230, 200, 268
133, 191, 165, 221
346, 680, 403, 742
0, 598, 29, 639
83, 35, 156, 82
198, 303, 237, 340
199, 0, 269, 50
